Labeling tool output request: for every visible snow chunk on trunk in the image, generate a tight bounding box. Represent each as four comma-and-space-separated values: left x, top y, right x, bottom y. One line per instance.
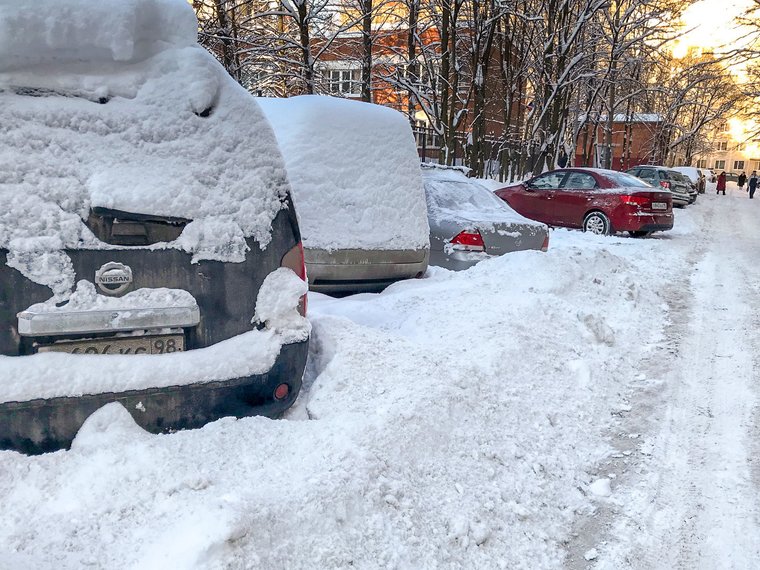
254, 268, 309, 335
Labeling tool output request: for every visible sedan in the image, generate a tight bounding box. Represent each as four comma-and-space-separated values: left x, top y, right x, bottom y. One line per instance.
422, 166, 549, 270
626, 166, 691, 207
494, 168, 673, 236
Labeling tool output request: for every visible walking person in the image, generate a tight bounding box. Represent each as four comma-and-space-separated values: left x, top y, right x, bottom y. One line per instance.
738, 171, 747, 191
717, 171, 727, 195
749, 171, 758, 199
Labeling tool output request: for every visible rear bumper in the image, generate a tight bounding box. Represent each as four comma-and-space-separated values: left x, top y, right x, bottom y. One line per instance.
306, 247, 429, 293
0, 339, 308, 455
616, 212, 674, 232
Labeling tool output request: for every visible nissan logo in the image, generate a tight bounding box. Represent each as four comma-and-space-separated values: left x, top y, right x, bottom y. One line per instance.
95, 262, 133, 295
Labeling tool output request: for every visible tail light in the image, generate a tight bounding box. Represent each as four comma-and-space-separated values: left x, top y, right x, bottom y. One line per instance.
281, 241, 308, 316
621, 195, 651, 207
450, 230, 485, 252
659, 181, 671, 189
541, 233, 550, 252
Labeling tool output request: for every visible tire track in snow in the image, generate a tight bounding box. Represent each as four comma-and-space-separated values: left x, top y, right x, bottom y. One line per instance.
566, 187, 760, 569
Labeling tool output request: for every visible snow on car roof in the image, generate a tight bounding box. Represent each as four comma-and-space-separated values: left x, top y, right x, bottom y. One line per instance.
257, 96, 429, 252
0, 0, 291, 297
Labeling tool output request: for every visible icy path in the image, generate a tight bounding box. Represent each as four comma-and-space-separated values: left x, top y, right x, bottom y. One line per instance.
580, 185, 760, 569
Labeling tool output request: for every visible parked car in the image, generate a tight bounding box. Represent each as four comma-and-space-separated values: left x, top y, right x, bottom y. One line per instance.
672, 166, 706, 194
671, 172, 698, 204
421, 166, 548, 270
494, 168, 673, 236
258, 96, 430, 294
0, 0, 310, 453
725, 171, 739, 183
626, 166, 691, 208
705, 169, 718, 183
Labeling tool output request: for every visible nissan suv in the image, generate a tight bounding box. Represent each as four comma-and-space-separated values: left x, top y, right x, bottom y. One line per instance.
0, 1, 309, 453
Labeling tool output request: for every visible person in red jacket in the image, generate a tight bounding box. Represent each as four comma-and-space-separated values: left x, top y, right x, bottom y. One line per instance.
717, 171, 727, 195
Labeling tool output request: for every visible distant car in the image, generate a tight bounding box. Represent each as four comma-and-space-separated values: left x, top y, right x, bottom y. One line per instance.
421, 166, 548, 270
258, 96, 430, 294
0, 0, 309, 453
494, 168, 673, 236
672, 166, 706, 194
725, 171, 739, 183
670, 172, 698, 204
626, 166, 691, 208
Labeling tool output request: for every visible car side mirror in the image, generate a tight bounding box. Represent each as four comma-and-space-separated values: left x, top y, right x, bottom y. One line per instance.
525, 182, 537, 192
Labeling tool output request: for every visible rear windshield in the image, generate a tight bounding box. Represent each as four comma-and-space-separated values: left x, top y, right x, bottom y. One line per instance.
426, 179, 509, 213
607, 172, 652, 188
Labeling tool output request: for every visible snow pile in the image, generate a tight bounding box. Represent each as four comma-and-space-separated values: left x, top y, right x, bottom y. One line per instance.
0, 0, 291, 297
257, 96, 430, 251
23, 281, 196, 313
253, 268, 309, 334
423, 167, 543, 229
0, 211, 701, 567
0, 0, 197, 70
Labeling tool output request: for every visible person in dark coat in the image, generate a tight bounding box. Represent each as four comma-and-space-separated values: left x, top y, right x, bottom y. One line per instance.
717, 171, 727, 195
749, 171, 758, 199
557, 148, 568, 168
738, 171, 747, 190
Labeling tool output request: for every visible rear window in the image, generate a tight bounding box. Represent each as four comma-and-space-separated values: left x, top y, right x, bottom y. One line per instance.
425, 179, 509, 214
607, 172, 652, 188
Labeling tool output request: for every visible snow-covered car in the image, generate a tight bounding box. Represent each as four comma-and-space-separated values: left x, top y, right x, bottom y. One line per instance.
672, 166, 706, 194
626, 166, 691, 208
257, 96, 430, 293
421, 166, 548, 270
0, 0, 310, 453
671, 172, 698, 204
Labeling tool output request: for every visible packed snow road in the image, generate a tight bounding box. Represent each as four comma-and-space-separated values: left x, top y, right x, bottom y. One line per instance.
1, 184, 759, 569
570, 183, 760, 569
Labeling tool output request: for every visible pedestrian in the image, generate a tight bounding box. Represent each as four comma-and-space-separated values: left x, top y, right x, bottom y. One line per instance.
749, 171, 758, 199
717, 171, 727, 195
738, 171, 747, 190
557, 148, 568, 168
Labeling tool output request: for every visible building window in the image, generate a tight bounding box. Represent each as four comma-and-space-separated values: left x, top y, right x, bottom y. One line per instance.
736, 143, 746, 151
715, 160, 726, 169
734, 160, 745, 170
328, 69, 361, 96
716, 141, 728, 151
697, 159, 707, 168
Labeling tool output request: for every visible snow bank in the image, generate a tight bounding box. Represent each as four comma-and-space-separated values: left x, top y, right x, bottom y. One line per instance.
0, 0, 291, 298
0, 210, 700, 567
257, 96, 429, 251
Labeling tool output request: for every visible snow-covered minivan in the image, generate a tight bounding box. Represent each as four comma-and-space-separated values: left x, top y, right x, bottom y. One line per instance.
257, 96, 430, 293
0, 0, 309, 453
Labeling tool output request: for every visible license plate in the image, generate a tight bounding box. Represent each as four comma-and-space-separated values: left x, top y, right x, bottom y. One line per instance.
37, 334, 184, 355
651, 202, 667, 210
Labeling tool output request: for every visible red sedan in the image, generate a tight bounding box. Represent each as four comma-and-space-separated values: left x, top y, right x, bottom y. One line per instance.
494, 168, 673, 236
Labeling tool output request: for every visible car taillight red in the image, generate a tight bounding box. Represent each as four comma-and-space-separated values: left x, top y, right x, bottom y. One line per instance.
659, 181, 670, 189
280, 241, 308, 316
450, 230, 485, 252
621, 195, 651, 207
541, 233, 550, 252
